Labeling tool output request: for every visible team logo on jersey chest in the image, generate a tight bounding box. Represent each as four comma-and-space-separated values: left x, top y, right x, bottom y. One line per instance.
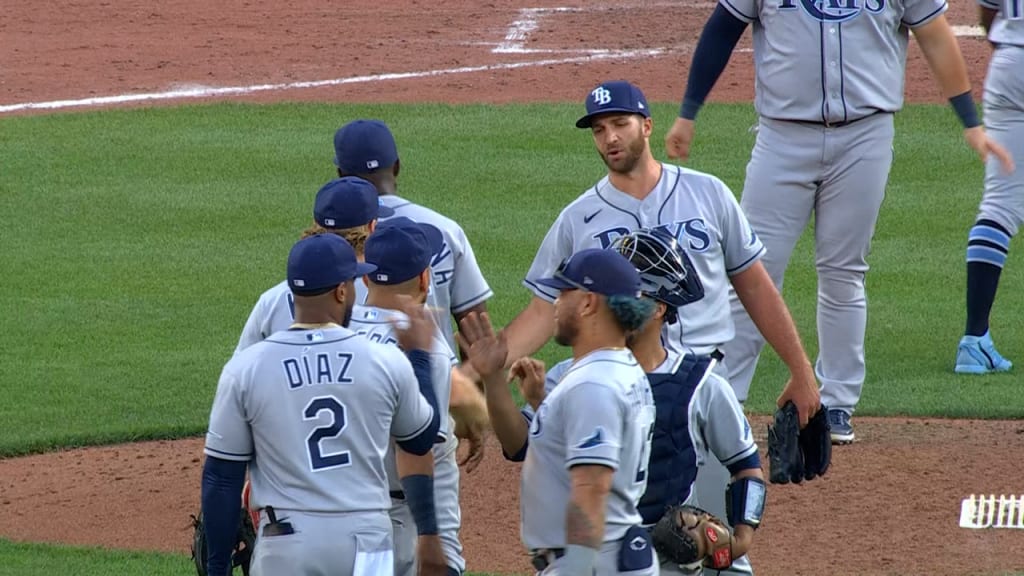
593, 219, 711, 253
778, 0, 885, 22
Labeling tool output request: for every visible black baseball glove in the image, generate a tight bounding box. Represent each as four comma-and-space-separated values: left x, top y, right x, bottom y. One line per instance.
650, 504, 734, 574
190, 509, 257, 576
767, 402, 831, 484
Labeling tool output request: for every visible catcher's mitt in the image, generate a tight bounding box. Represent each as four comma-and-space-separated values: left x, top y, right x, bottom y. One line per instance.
190, 508, 257, 576
767, 402, 831, 485
650, 504, 733, 574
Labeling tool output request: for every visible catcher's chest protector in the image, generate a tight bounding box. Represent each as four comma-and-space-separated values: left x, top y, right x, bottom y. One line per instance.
637, 354, 714, 525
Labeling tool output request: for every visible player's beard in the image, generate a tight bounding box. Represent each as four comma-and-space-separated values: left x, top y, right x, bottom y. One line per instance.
600, 127, 646, 174
340, 299, 355, 327
553, 312, 579, 347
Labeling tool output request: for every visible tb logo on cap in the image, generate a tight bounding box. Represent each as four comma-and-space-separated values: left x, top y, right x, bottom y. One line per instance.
592, 86, 612, 105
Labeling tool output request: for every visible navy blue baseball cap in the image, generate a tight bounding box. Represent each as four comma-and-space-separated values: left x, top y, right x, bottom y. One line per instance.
313, 176, 395, 229
287, 234, 377, 296
536, 248, 643, 297
575, 80, 651, 129
333, 119, 400, 174
364, 217, 445, 285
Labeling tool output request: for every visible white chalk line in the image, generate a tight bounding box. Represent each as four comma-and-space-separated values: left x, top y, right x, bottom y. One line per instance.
0, 49, 666, 114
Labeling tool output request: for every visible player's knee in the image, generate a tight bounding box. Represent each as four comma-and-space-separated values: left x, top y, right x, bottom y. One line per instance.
815, 269, 865, 307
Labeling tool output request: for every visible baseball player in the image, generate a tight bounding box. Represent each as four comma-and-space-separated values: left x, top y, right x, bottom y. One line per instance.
666, 0, 1015, 442
955, 0, 1023, 374
514, 230, 766, 576
492, 80, 817, 419
332, 118, 494, 357
333, 118, 494, 468
235, 176, 393, 354
458, 248, 659, 576
202, 233, 448, 576
348, 217, 467, 576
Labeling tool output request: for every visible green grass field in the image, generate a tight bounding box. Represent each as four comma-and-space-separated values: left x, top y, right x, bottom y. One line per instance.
1, 101, 1021, 574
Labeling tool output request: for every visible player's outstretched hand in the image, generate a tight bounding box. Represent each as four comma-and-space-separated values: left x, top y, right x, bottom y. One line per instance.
964, 126, 1015, 174
390, 295, 433, 352
456, 312, 509, 381
508, 357, 546, 412
776, 366, 820, 429
665, 117, 696, 162
450, 368, 488, 473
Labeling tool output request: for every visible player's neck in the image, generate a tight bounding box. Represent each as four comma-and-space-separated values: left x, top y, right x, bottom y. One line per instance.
364, 291, 421, 311
628, 326, 667, 372
292, 307, 343, 327
607, 155, 661, 200
572, 327, 627, 360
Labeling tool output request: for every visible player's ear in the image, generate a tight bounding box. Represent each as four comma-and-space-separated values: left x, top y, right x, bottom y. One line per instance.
642, 116, 653, 138
655, 301, 667, 321
333, 283, 346, 304
418, 268, 430, 294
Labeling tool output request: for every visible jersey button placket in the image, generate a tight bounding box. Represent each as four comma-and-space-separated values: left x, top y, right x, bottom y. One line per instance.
824, 25, 843, 124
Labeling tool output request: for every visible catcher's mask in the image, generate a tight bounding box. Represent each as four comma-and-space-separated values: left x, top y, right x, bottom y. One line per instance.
610, 228, 704, 323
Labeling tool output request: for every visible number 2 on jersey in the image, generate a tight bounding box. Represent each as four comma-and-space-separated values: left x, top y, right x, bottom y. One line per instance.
303, 396, 352, 471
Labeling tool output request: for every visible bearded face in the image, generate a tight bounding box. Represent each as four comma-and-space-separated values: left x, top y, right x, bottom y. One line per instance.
553, 290, 582, 347
591, 114, 648, 175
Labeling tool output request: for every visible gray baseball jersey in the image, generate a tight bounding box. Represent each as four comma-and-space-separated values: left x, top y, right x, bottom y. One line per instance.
347, 304, 466, 576
518, 349, 656, 549
379, 195, 494, 352
204, 326, 434, 513
980, 0, 1024, 47
545, 352, 756, 471
235, 278, 369, 355
525, 164, 764, 354
720, 0, 948, 124
348, 304, 457, 442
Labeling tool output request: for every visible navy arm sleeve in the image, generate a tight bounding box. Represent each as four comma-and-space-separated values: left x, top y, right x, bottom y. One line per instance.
680, 4, 750, 120
396, 349, 441, 455
201, 456, 248, 576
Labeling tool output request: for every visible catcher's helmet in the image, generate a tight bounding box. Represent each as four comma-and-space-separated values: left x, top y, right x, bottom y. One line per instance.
610, 228, 704, 321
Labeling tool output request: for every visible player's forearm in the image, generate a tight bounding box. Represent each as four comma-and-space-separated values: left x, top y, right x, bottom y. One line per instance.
395, 450, 441, 538
913, 16, 972, 98
726, 468, 765, 559
481, 371, 529, 457
566, 466, 612, 554
200, 456, 247, 576
731, 264, 812, 375
501, 297, 555, 367
680, 4, 749, 120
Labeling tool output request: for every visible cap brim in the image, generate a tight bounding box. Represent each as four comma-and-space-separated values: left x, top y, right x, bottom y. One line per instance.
377, 204, 396, 218
535, 277, 575, 292
352, 262, 378, 278
575, 108, 647, 129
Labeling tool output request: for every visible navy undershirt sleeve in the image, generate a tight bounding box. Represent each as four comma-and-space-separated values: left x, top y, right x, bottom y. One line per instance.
681, 4, 750, 120
397, 349, 441, 455
201, 456, 248, 576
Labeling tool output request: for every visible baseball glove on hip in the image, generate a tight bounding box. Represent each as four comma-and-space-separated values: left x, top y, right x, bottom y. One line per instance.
190, 508, 257, 576
767, 401, 831, 484
650, 504, 733, 574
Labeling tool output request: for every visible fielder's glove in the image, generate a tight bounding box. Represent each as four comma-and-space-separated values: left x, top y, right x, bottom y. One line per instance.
190, 509, 257, 576
767, 401, 831, 484
650, 504, 733, 575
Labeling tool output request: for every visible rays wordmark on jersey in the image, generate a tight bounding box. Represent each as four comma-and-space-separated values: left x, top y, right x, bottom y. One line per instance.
779, 0, 886, 22
593, 219, 712, 253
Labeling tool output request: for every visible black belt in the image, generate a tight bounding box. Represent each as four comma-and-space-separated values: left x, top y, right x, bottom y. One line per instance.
787, 110, 885, 129
530, 548, 565, 571
390, 490, 405, 500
